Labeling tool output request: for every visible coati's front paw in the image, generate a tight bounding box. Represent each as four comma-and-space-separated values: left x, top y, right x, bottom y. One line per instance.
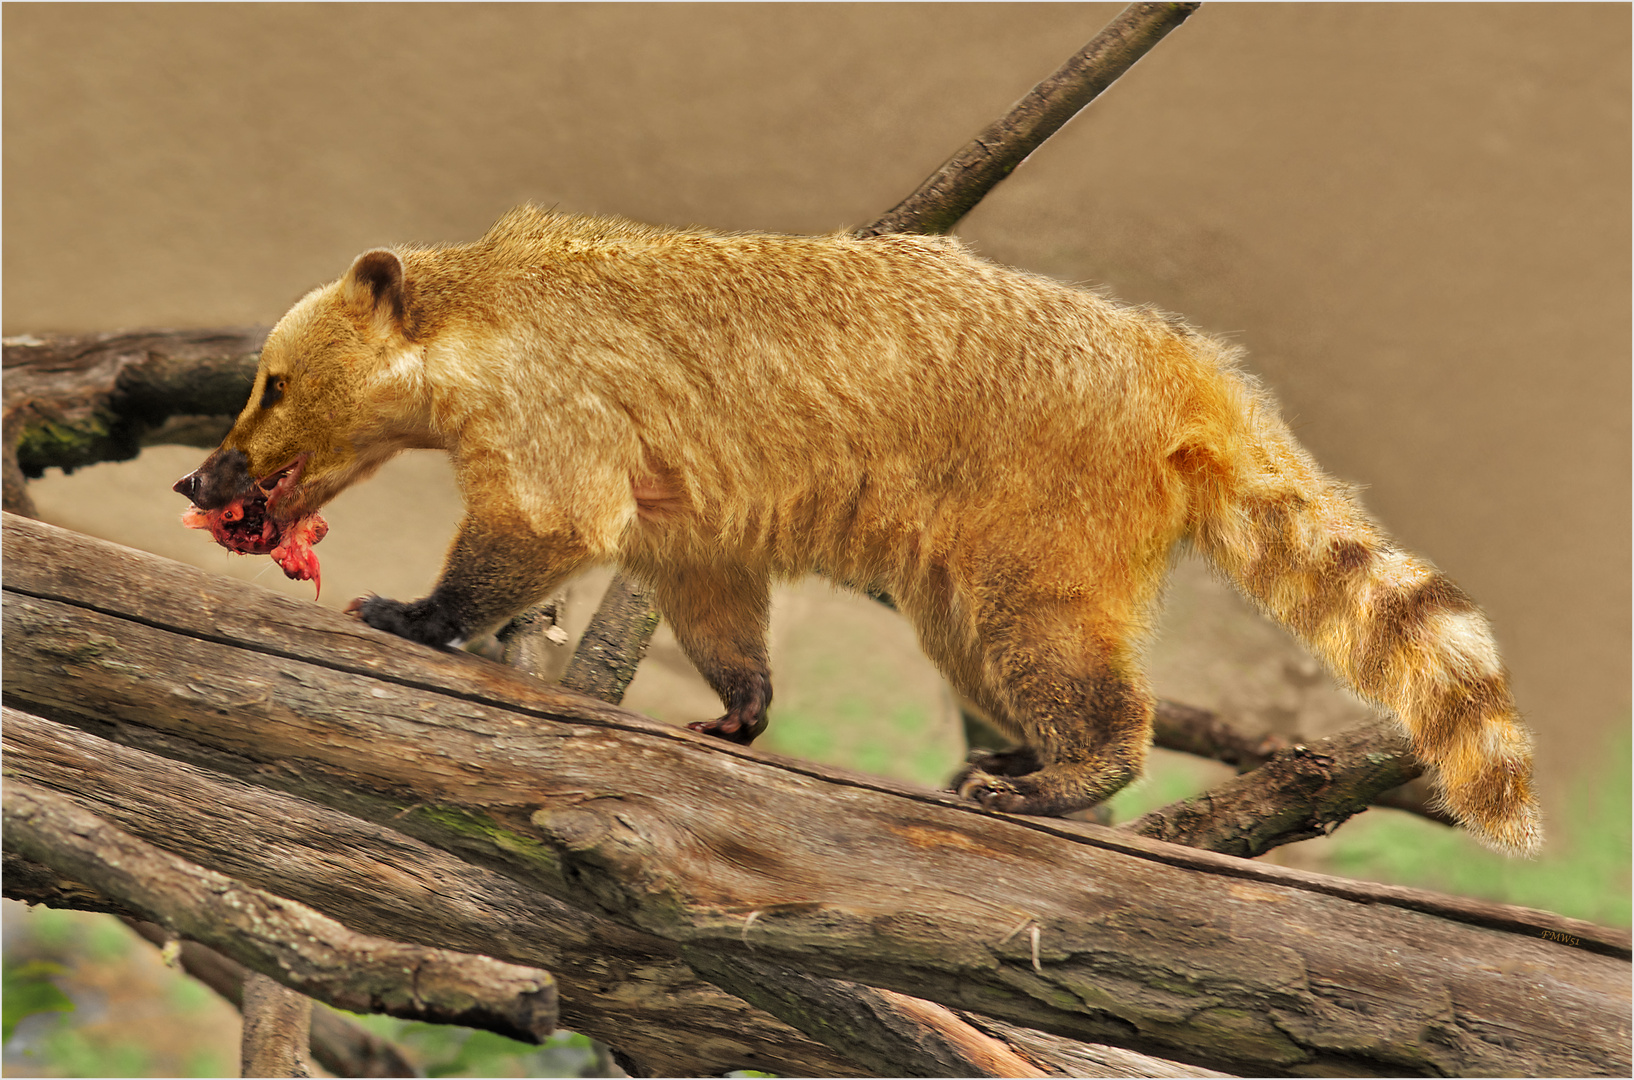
686, 670, 771, 745
346, 595, 465, 649
951, 749, 1043, 811
688, 707, 769, 746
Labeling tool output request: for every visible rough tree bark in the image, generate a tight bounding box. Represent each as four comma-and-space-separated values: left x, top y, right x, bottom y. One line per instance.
4, 514, 1630, 1078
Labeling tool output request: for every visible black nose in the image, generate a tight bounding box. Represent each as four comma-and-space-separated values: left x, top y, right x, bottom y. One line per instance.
173, 471, 202, 501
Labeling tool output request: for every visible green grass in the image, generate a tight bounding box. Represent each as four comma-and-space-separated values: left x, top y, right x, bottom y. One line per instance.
762, 699, 956, 789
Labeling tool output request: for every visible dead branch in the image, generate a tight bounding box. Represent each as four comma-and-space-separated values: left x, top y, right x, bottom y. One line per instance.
1, 327, 267, 515
5, 514, 1628, 1077
1124, 724, 1425, 855
559, 571, 661, 704
1, 707, 864, 1078
4, 706, 1158, 1080
682, 951, 1051, 1078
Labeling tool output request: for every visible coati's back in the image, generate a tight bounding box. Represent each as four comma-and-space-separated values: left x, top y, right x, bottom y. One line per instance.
424, 208, 1234, 572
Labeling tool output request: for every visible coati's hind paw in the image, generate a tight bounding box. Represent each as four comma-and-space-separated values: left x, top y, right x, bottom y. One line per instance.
346, 595, 464, 649
686, 670, 772, 745
956, 770, 1028, 812
953, 758, 1136, 818
950, 749, 1045, 811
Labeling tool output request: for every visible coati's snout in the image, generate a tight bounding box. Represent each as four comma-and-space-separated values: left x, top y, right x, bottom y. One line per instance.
173, 447, 255, 510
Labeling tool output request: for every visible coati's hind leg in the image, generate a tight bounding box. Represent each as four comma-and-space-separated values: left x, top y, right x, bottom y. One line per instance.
934, 570, 1157, 818
648, 563, 774, 745
954, 646, 1153, 816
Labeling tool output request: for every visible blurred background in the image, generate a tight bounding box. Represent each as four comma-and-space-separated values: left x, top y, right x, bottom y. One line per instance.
5, 3, 1628, 1076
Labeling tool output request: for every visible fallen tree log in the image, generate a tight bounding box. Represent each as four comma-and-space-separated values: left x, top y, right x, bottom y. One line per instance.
4, 513, 1628, 1077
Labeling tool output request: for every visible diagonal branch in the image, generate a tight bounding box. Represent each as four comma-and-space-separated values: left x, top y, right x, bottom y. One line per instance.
857, 1, 1202, 237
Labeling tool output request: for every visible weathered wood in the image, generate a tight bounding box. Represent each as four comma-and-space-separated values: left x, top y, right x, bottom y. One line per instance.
9, 513, 1621, 958
1, 706, 866, 1078
963, 1015, 1232, 1079
1, 327, 266, 514
5, 704, 1146, 1079
495, 594, 572, 683
559, 571, 661, 705
1148, 701, 1454, 829
682, 950, 1050, 1077
4, 514, 1627, 1077
1125, 723, 1422, 855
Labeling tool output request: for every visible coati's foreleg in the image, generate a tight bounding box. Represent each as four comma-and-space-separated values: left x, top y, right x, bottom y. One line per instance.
650, 563, 774, 745
351, 511, 590, 648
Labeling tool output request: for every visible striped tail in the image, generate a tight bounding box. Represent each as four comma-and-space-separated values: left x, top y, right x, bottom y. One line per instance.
1183, 380, 1541, 855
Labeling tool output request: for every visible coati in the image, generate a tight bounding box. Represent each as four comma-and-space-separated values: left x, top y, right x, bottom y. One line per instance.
174, 206, 1542, 855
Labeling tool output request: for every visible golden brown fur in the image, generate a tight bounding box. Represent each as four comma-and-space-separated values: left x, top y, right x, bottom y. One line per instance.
189, 206, 1542, 854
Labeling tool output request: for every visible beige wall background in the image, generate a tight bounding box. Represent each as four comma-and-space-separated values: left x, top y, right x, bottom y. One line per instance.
5, 3, 1628, 840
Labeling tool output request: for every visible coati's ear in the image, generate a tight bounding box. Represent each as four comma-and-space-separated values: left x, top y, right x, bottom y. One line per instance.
342, 249, 409, 339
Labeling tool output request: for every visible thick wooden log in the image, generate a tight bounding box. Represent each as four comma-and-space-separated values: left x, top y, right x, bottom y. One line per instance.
3, 513, 1627, 1077
0, 704, 864, 1078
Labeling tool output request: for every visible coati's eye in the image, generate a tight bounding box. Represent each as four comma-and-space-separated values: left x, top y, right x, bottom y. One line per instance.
261, 377, 287, 409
